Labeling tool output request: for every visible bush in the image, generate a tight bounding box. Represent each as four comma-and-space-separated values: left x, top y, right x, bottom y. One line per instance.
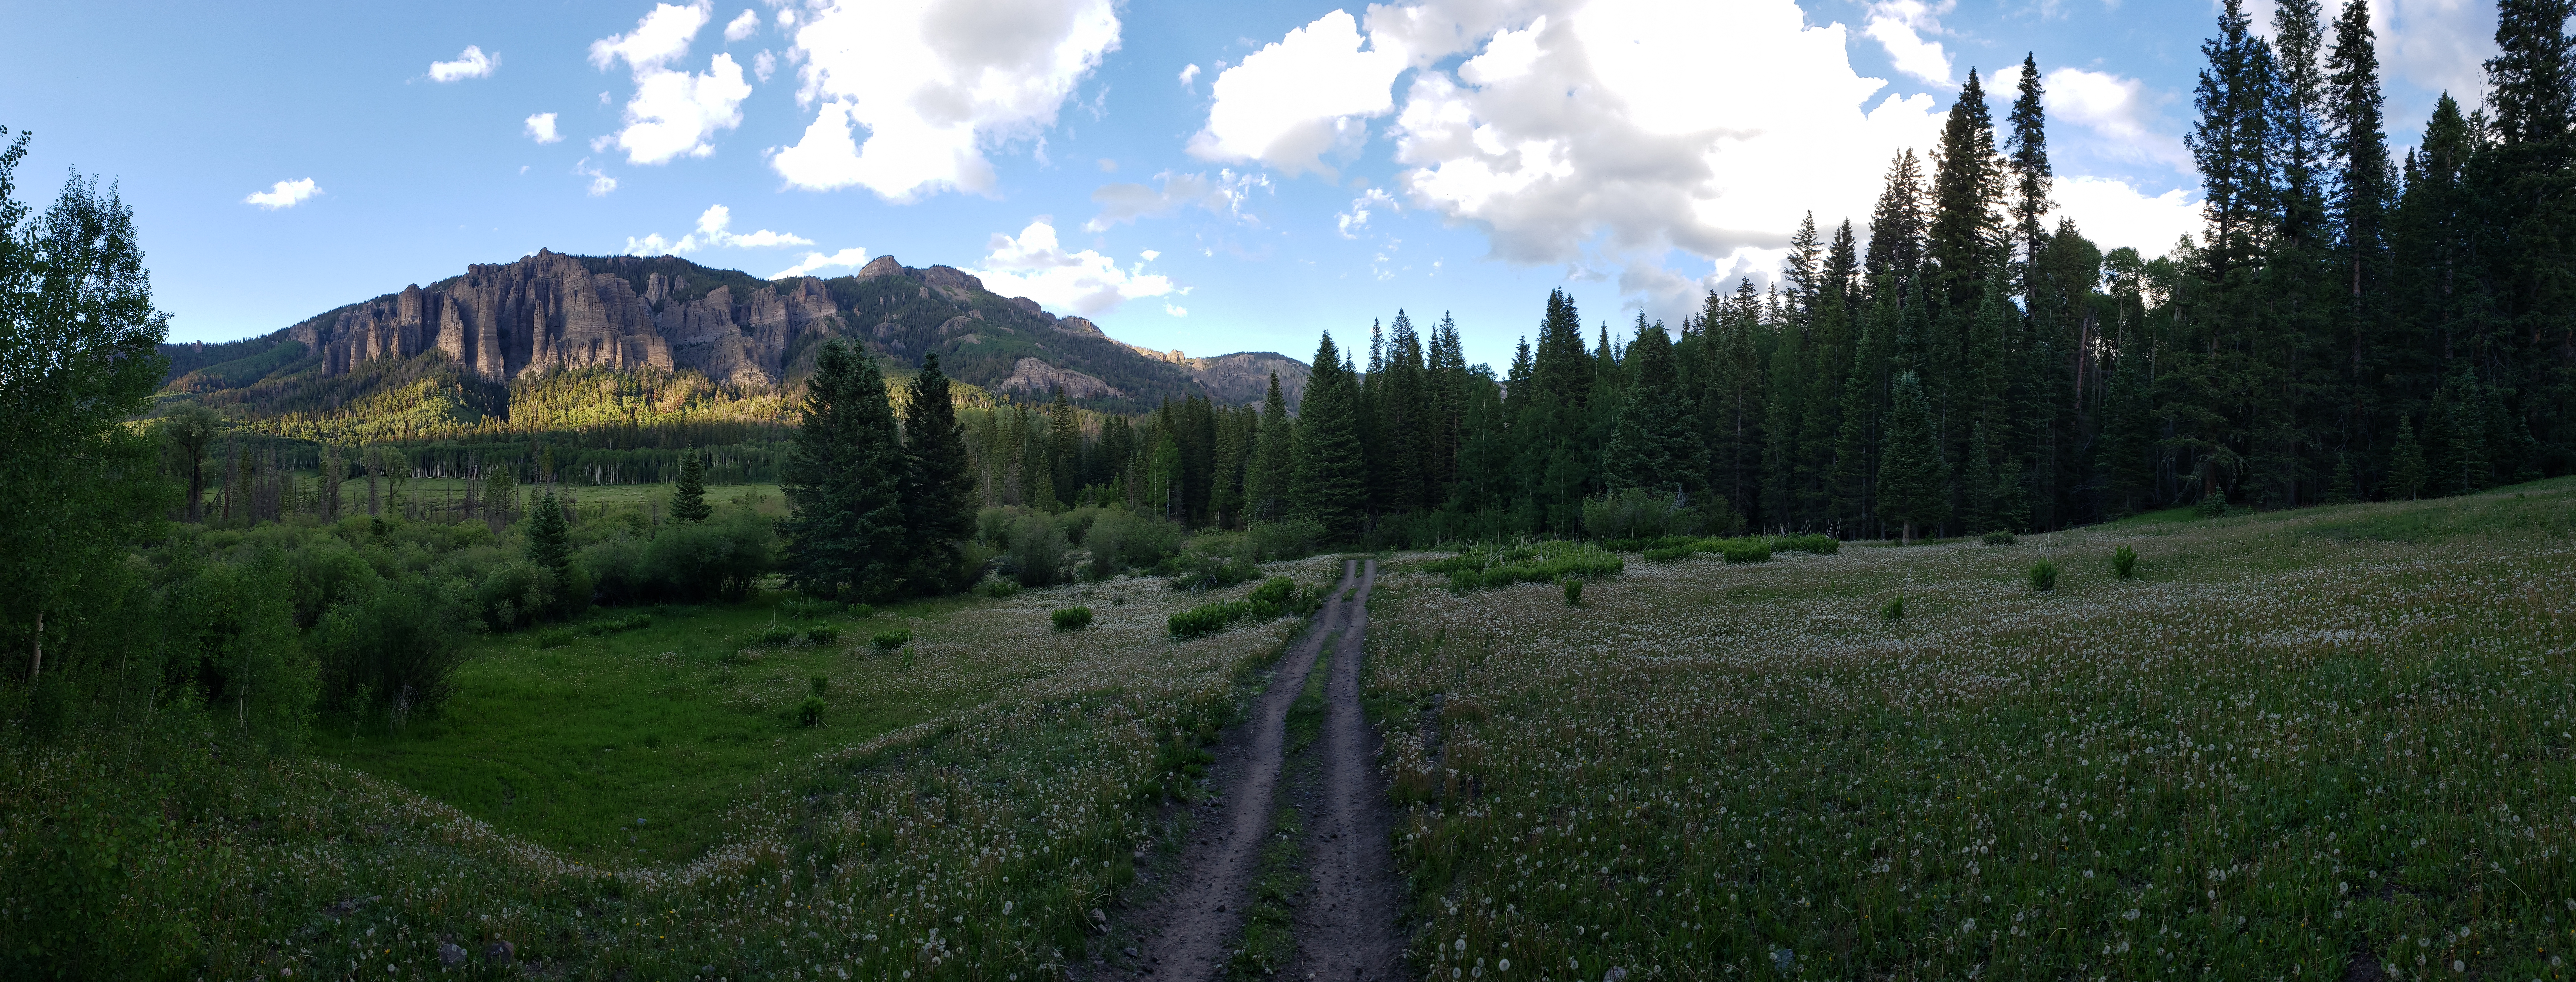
2196, 488, 2230, 518
580, 613, 651, 636
1719, 540, 1773, 563
1166, 551, 1259, 592
1562, 577, 1584, 606
1052, 606, 1094, 630
1778, 534, 1840, 555
870, 628, 913, 651
1881, 594, 1905, 620
535, 628, 576, 649
975, 578, 1021, 598
2028, 560, 2059, 592
804, 625, 840, 644
2112, 545, 2138, 580
1434, 542, 1625, 592
1088, 507, 1185, 578
1982, 530, 2018, 546
781, 597, 839, 619
1642, 546, 1693, 563
748, 624, 800, 647
1245, 519, 1324, 561
1581, 488, 1706, 543
848, 603, 876, 618
797, 695, 826, 728
1169, 577, 1306, 638
1008, 514, 1070, 587
313, 585, 466, 725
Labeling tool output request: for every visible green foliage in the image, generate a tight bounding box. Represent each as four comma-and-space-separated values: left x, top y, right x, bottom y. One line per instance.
1719, 540, 1774, 563
1881, 593, 1906, 620
2112, 545, 2139, 579
2028, 559, 2059, 592
1429, 541, 1625, 592
1168, 577, 1307, 638
1052, 606, 1094, 630
796, 695, 826, 728
2196, 487, 2230, 518
669, 451, 711, 522
847, 602, 876, 618
748, 625, 800, 647
804, 625, 839, 644
1562, 577, 1584, 605
1007, 513, 1070, 587
869, 628, 913, 651
1643, 545, 1692, 563
578, 507, 773, 606
974, 578, 1020, 598
778, 339, 908, 601
1579, 488, 1707, 542
1983, 529, 2018, 545
1083, 506, 1183, 578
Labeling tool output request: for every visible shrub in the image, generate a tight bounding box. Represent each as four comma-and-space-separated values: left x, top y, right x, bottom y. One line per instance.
1719, 541, 1773, 563
2028, 560, 2059, 592
804, 625, 840, 644
1581, 488, 1705, 542
1642, 546, 1693, 563
1436, 542, 1625, 592
1562, 577, 1584, 605
1008, 514, 1070, 588
579, 613, 651, 636
1982, 530, 2018, 546
313, 585, 466, 724
1166, 551, 1259, 592
870, 628, 912, 651
1168, 577, 1306, 638
1052, 606, 1093, 630
2196, 488, 2230, 518
1088, 507, 1186, 578
796, 695, 825, 728
535, 628, 576, 649
975, 578, 1021, 598
2112, 545, 2139, 579
1881, 594, 1905, 620
748, 624, 799, 647
781, 597, 838, 619
1245, 519, 1324, 562
810, 676, 829, 697
848, 603, 876, 619
1778, 534, 1840, 555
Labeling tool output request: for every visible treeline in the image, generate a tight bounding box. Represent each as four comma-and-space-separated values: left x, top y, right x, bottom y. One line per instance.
989, 0, 2571, 544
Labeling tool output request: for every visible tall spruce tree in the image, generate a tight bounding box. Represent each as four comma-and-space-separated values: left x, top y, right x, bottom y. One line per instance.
670, 451, 711, 522
1877, 371, 1953, 542
1602, 318, 1699, 496
899, 353, 977, 593
1291, 333, 1369, 541
780, 339, 908, 601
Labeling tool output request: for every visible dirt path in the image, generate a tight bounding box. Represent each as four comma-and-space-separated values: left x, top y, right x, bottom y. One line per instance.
1286, 558, 1405, 981
1112, 560, 1358, 980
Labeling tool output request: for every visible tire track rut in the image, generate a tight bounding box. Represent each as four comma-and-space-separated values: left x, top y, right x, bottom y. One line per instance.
1287, 558, 1403, 980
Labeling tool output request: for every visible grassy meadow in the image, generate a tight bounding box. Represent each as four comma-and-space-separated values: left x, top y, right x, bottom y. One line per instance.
3, 556, 1346, 979
1365, 478, 2576, 980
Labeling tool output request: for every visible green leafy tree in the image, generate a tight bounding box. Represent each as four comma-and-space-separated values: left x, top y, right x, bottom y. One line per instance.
0, 130, 174, 685
670, 450, 712, 522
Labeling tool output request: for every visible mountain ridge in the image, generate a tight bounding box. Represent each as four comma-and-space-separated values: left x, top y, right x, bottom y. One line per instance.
157, 250, 1309, 428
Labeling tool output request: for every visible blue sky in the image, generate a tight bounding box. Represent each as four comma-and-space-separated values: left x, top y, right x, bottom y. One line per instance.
2, 0, 2501, 371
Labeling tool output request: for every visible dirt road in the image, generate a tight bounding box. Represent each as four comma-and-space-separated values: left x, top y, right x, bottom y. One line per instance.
1286, 558, 1403, 980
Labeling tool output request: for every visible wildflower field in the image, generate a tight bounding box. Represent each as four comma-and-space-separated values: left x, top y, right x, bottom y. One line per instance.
1369, 479, 2576, 981
1, 556, 1345, 979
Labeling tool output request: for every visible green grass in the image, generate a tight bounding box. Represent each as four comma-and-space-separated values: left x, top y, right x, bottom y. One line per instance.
1368, 477, 2576, 980
325, 594, 992, 863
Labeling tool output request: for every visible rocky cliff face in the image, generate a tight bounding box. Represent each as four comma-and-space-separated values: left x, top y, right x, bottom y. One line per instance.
242, 250, 1308, 414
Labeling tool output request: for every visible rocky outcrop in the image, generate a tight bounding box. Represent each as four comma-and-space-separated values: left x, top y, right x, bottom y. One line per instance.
997, 357, 1124, 401
261, 249, 1309, 411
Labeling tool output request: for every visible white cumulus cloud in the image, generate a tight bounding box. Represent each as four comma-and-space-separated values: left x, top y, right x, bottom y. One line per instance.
244, 178, 321, 210
724, 8, 760, 41
1164, 303, 1188, 317
1384, 0, 1946, 270
1186, 9, 1408, 176
2044, 67, 2190, 172
1178, 63, 1200, 88
625, 204, 817, 256
968, 219, 1175, 317
1337, 186, 1398, 237
773, 0, 1121, 201
525, 112, 562, 144
2051, 176, 2202, 257
429, 45, 499, 82
1861, 0, 1954, 87
575, 158, 618, 196
775, 248, 872, 278
1085, 170, 1270, 230
591, 2, 754, 165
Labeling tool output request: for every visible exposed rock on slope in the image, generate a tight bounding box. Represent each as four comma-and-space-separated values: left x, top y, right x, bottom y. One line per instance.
214, 251, 1312, 415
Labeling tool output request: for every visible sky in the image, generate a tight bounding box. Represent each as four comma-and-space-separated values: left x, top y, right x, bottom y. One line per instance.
1, 0, 2505, 372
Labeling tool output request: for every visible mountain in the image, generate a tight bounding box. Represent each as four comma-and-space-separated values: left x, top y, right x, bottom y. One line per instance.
156, 250, 1309, 434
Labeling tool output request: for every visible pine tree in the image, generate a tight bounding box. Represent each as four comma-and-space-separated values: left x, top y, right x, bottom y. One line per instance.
1876, 372, 1952, 542
780, 339, 908, 601
1291, 333, 1369, 541
2007, 54, 2055, 277
1246, 371, 1293, 522
671, 450, 712, 522
527, 490, 571, 580
1929, 67, 2009, 308
2388, 413, 2428, 499
900, 352, 977, 593
1601, 318, 1699, 496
